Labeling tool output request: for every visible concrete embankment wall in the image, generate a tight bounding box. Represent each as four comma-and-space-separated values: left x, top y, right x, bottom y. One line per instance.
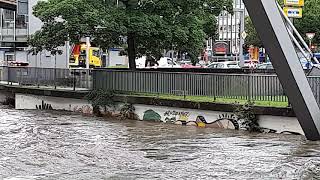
14, 93, 304, 135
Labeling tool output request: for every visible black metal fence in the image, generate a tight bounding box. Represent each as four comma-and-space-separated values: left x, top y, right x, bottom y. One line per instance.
93, 69, 320, 104
0, 67, 92, 90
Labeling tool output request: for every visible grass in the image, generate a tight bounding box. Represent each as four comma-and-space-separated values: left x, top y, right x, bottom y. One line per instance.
118, 92, 289, 108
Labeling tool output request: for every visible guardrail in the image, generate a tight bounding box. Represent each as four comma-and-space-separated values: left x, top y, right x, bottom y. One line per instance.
93, 69, 320, 105
0, 67, 92, 90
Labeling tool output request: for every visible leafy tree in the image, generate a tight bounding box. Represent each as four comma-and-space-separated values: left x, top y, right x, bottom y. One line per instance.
245, 0, 320, 49
30, 0, 232, 68
244, 16, 262, 47
295, 0, 320, 46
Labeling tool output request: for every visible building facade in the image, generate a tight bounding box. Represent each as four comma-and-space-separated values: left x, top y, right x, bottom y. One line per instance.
0, 0, 68, 68
0, 0, 27, 65
210, 0, 246, 58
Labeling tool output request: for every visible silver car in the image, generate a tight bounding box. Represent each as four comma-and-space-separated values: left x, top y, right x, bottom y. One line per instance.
207, 61, 240, 69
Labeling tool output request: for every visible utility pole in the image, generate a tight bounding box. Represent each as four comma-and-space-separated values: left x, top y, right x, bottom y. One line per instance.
86, 37, 90, 69
239, 10, 245, 67
65, 40, 70, 69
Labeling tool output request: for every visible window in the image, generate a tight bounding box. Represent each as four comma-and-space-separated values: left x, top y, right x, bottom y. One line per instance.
227, 63, 239, 68
16, 15, 27, 29
217, 63, 225, 68
5, 54, 14, 61
18, 0, 28, 15
2, 9, 14, 29
3, 9, 14, 21
80, 50, 86, 56
92, 50, 100, 57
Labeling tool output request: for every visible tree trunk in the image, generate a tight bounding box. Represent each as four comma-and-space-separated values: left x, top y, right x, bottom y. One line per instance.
127, 33, 136, 69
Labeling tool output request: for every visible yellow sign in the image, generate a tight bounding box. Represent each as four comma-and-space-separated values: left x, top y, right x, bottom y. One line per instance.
284, 0, 304, 7
283, 7, 303, 18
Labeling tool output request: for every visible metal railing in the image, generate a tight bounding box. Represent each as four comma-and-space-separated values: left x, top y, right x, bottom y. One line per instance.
1, 67, 320, 105
0, 67, 92, 90
93, 69, 320, 104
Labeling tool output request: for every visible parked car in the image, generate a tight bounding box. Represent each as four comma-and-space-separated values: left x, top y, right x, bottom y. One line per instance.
207, 61, 240, 69
243, 59, 259, 69
297, 52, 314, 70
158, 57, 181, 68
181, 64, 203, 68
314, 53, 320, 61
257, 62, 274, 69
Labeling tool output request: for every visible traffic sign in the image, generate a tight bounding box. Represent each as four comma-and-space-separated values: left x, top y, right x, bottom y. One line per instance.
241, 31, 247, 39
283, 7, 303, 18
306, 33, 316, 40
284, 0, 304, 7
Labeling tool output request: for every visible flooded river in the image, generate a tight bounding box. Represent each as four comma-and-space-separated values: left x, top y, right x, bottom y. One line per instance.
0, 106, 320, 179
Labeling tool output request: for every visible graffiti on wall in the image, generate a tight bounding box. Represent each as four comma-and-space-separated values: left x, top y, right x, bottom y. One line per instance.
142, 109, 240, 130
36, 100, 53, 110
143, 110, 162, 121
196, 114, 240, 130
164, 110, 190, 123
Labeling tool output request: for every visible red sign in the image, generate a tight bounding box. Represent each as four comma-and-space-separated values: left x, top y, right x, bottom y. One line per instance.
213, 42, 229, 55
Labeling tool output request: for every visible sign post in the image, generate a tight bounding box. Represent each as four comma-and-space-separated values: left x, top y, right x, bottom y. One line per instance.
283, 7, 303, 18
284, 0, 304, 7
241, 31, 247, 40
283, 0, 304, 19
306, 33, 316, 50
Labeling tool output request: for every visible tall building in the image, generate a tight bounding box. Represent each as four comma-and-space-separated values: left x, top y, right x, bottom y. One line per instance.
0, 0, 28, 65
211, 0, 246, 57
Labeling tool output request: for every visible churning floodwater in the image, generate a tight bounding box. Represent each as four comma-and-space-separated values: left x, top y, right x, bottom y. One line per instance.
0, 106, 320, 180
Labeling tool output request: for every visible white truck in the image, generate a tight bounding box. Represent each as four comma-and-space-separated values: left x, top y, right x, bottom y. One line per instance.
136, 56, 180, 68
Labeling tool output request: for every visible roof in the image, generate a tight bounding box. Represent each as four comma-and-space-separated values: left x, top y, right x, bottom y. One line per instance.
0, 0, 16, 10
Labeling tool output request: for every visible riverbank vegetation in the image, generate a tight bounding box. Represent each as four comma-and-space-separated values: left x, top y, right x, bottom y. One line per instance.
86, 89, 138, 120
234, 101, 261, 132
1, 96, 15, 108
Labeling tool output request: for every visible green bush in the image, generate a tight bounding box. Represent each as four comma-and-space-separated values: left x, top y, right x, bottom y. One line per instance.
86, 89, 116, 116
234, 100, 261, 132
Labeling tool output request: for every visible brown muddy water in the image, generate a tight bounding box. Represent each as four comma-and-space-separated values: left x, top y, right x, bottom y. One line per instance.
0, 106, 319, 180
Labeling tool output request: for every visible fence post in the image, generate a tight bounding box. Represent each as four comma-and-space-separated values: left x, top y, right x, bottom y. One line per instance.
92, 70, 95, 90
54, 68, 57, 89
213, 75, 216, 101
7, 67, 10, 85
247, 75, 251, 102
73, 69, 76, 91
10, 67, 12, 85
37, 68, 40, 88
18, 68, 21, 86
156, 72, 159, 98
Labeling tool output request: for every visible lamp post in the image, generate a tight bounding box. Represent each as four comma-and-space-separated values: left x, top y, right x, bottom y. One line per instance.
86, 37, 90, 69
